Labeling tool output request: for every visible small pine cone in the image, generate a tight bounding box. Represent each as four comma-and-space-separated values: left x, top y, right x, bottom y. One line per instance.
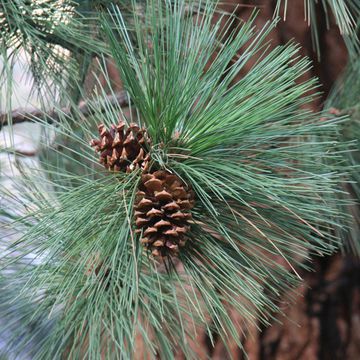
90, 121, 151, 173
134, 170, 195, 258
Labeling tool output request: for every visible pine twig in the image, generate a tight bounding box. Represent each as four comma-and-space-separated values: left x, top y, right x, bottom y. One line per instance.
0, 91, 129, 130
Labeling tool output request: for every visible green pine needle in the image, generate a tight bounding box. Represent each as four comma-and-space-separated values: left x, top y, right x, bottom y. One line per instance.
325, 59, 360, 255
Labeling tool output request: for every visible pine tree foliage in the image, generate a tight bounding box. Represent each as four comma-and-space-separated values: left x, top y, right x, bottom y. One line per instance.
274, 0, 360, 57
325, 59, 360, 254
0, 0, 83, 101
0, 0, 356, 358
0, 0, 131, 109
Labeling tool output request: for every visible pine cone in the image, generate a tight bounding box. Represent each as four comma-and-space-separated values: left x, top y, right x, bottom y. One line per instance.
134, 170, 195, 258
90, 121, 151, 173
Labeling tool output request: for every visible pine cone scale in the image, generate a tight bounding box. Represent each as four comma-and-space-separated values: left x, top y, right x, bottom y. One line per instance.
134, 170, 194, 258
90, 122, 151, 173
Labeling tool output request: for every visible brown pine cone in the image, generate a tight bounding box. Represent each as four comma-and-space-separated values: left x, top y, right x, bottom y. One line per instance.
90, 121, 151, 173
134, 170, 195, 258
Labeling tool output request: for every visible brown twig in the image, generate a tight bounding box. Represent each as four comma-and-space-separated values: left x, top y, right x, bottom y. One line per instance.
0, 91, 129, 130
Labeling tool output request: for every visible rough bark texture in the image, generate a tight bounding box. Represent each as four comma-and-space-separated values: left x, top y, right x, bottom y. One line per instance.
175, 2, 359, 359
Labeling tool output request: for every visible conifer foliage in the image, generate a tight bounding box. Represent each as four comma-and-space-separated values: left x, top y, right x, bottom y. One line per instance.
0, 0, 355, 358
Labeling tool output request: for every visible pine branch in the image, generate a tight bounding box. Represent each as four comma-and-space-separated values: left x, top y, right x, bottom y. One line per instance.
0, 0, 108, 99
325, 59, 360, 256
0, 1, 355, 358
3, 14, 88, 55
0, 91, 129, 129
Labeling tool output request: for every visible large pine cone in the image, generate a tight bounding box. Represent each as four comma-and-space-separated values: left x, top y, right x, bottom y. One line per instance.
90, 121, 150, 173
134, 170, 195, 258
